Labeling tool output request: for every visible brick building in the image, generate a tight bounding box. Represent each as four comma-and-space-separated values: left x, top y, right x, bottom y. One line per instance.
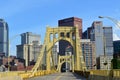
58, 17, 82, 55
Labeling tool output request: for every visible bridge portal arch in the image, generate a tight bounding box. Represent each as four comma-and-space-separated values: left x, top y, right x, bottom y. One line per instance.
57, 55, 74, 72
61, 62, 71, 72
45, 27, 86, 71
31, 26, 86, 76
59, 39, 74, 56
51, 39, 74, 69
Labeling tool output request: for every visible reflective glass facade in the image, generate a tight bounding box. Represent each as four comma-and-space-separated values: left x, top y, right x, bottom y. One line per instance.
0, 19, 9, 56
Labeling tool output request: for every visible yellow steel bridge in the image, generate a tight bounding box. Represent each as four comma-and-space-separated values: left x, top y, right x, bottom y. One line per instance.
0, 26, 120, 80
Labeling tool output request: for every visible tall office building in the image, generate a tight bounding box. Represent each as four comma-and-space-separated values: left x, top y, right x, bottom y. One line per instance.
17, 32, 41, 66
103, 27, 113, 56
0, 19, 9, 56
83, 21, 113, 56
58, 17, 82, 55
84, 21, 113, 56
113, 40, 120, 58
81, 39, 96, 70
58, 17, 82, 38
21, 32, 40, 45
82, 27, 92, 39
91, 21, 104, 56
17, 43, 42, 66
83, 21, 113, 69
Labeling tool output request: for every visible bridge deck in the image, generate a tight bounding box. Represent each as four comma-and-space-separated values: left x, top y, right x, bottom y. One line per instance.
27, 72, 86, 80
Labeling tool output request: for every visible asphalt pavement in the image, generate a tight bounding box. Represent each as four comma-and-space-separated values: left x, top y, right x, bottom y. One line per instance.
27, 72, 87, 80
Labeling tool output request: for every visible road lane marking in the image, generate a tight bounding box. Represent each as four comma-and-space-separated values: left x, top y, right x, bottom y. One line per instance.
54, 73, 64, 80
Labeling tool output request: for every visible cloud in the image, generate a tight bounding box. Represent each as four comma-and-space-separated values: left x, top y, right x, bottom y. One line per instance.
113, 33, 120, 41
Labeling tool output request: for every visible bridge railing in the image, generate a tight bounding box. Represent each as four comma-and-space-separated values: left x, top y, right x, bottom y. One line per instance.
0, 70, 57, 80
74, 70, 90, 78
19, 70, 57, 79
90, 70, 111, 76
0, 71, 25, 78
113, 69, 120, 78
75, 69, 120, 80
90, 69, 120, 78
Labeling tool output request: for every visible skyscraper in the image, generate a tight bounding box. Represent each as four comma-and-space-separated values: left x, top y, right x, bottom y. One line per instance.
91, 21, 104, 56
103, 27, 113, 55
83, 21, 113, 69
0, 19, 9, 56
82, 27, 92, 39
113, 40, 120, 58
58, 17, 82, 38
58, 17, 82, 55
21, 32, 40, 45
17, 32, 41, 66
90, 21, 113, 56
81, 39, 96, 70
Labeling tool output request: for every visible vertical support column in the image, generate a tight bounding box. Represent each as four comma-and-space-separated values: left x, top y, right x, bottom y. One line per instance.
70, 30, 76, 71
52, 32, 55, 70
58, 56, 61, 72
46, 50, 50, 70
72, 55, 74, 72
75, 27, 80, 70
46, 28, 51, 71
57, 55, 61, 72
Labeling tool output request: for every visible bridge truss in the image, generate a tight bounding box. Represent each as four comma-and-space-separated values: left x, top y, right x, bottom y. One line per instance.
30, 26, 86, 76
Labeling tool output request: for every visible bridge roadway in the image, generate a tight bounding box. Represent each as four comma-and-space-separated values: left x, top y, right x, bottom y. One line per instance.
27, 72, 86, 80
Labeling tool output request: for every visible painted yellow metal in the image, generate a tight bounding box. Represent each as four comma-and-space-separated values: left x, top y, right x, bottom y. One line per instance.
0, 76, 22, 80
0, 71, 24, 78
113, 69, 120, 77
28, 26, 86, 77
76, 69, 120, 78
0, 71, 25, 80
45, 26, 86, 71
19, 70, 57, 79
3, 26, 120, 80
30, 34, 47, 77
1, 26, 85, 79
3, 26, 120, 79
57, 55, 73, 72
89, 70, 109, 76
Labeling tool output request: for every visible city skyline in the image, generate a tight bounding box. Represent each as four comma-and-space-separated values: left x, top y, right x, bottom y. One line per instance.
0, 0, 120, 55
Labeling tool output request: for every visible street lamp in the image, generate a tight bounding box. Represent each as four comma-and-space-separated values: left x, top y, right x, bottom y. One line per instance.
99, 16, 120, 69
98, 16, 120, 28
98, 16, 120, 78
98, 16, 104, 18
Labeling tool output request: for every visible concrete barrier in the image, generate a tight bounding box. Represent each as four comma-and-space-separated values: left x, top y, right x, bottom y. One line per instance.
88, 75, 112, 80
0, 76, 22, 80
75, 70, 120, 80
74, 70, 90, 78
19, 70, 57, 79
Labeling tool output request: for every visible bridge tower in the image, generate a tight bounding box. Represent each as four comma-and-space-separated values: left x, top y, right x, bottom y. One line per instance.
30, 26, 86, 76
